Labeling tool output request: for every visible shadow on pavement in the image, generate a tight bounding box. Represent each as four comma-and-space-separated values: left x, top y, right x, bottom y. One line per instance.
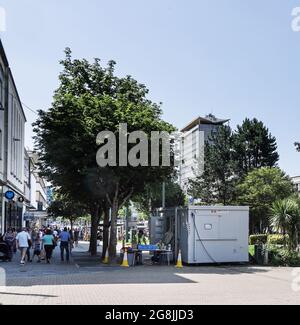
0, 243, 271, 288
0, 292, 57, 298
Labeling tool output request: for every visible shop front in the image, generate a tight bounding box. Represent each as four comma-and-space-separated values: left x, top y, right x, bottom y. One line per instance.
4, 200, 23, 232
0, 185, 3, 234
2, 186, 24, 232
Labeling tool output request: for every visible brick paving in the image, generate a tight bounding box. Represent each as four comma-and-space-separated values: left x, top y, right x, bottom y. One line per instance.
0, 242, 299, 305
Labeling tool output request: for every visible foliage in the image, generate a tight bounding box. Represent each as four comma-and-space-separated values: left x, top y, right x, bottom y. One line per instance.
188, 125, 238, 205
249, 245, 255, 257
249, 234, 268, 245
133, 180, 185, 214
270, 198, 300, 251
268, 246, 300, 266
237, 167, 294, 233
267, 234, 289, 246
295, 142, 300, 152
233, 118, 279, 176
33, 48, 176, 259
48, 192, 87, 228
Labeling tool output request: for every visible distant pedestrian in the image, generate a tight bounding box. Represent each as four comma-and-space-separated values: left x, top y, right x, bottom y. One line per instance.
68, 228, 74, 253
26, 228, 33, 263
42, 229, 55, 264
74, 228, 79, 248
16, 228, 31, 265
32, 235, 42, 263
59, 227, 71, 262
12, 228, 17, 253
3, 228, 15, 261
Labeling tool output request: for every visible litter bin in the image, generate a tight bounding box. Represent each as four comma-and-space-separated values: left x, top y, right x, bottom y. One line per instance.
254, 244, 264, 265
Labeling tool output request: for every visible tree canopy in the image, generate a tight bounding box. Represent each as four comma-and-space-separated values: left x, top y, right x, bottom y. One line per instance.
233, 118, 279, 176
237, 167, 294, 233
33, 49, 176, 259
188, 125, 238, 205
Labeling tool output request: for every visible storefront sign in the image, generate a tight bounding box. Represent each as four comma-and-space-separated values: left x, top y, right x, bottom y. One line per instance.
4, 190, 14, 200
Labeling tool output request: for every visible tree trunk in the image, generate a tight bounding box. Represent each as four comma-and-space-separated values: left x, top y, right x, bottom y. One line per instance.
108, 200, 118, 262
89, 205, 101, 256
102, 208, 110, 259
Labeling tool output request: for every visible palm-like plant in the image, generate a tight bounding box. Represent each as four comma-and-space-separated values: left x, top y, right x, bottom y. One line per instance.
270, 198, 300, 251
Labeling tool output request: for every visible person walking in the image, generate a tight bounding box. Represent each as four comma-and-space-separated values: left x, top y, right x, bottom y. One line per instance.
26, 228, 33, 263
59, 227, 71, 262
32, 235, 42, 263
74, 228, 79, 248
16, 228, 31, 265
68, 228, 74, 254
42, 229, 55, 264
3, 228, 15, 261
12, 228, 17, 253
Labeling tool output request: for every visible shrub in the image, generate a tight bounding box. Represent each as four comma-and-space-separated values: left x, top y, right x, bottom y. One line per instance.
268, 246, 300, 266
249, 234, 268, 245
267, 234, 288, 246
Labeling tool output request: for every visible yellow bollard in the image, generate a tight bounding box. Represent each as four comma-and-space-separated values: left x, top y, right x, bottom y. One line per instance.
175, 249, 183, 268
102, 248, 109, 264
120, 248, 130, 267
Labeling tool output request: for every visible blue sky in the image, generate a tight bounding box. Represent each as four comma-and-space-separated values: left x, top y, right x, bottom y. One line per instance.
0, 0, 299, 176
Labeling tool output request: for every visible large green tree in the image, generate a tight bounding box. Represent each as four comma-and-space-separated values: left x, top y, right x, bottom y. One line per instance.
233, 118, 279, 176
33, 49, 175, 260
237, 167, 294, 233
188, 125, 238, 205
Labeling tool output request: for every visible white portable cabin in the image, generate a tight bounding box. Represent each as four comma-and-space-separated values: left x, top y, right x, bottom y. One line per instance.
178, 206, 249, 264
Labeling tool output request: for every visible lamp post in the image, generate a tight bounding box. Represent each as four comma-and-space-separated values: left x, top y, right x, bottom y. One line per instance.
162, 182, 165, 209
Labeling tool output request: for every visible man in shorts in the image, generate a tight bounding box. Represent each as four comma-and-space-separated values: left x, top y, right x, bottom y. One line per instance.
16, 228, 31, 265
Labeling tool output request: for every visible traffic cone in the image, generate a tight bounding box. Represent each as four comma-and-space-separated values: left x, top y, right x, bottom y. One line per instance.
120, 248, 129, 267
175, 249, 183, 268
102, 248, 109, 264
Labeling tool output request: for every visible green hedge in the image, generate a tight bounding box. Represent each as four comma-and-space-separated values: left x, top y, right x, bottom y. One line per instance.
267, 234, 288, 246
249, 234, 268, 245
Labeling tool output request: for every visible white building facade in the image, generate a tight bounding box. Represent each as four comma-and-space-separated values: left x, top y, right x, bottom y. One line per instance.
24, 150, 49, 228
179, 115, 229, 194
0, 40, 26, 234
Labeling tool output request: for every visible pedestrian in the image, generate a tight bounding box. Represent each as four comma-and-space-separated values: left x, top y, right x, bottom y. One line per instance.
26, 228, 33, 263
136, 229, 147, 246
68, 228, 74, 254
3, 228, 15, 261
42, 228, 55, 264
74, 228, 79, 247
59, 227, 71, 262
32, 235, 42, 263
16, 228, 32, 265
12, 228, 17, 253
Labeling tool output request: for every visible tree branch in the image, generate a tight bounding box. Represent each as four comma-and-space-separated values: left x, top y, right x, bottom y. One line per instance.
120, 187, 134, 209
106, 194, 112, 206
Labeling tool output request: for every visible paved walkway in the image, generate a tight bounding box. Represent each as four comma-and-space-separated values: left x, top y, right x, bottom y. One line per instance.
0, 242, 300, 305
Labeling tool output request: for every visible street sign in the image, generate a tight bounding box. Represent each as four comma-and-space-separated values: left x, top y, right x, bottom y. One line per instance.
23, 212, 34, 221
128, 221, 137, 228
4, 190, 14, 200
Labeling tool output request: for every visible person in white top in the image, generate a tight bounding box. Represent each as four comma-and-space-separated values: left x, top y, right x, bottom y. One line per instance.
16, 228, 31, 265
